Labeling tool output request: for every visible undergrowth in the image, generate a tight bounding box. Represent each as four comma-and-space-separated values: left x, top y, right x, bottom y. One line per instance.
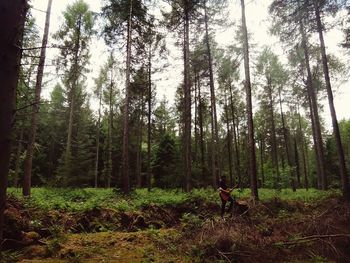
7, 187, 340, 213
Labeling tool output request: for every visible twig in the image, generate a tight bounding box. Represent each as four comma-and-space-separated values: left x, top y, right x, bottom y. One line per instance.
216, 249, 232, 262
278, 234, 350, 246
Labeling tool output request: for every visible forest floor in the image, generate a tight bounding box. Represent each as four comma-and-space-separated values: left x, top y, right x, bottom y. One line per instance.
2, 188, 350, 262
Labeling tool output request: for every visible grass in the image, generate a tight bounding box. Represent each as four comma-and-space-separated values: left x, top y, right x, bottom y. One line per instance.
7, 187, 341, 212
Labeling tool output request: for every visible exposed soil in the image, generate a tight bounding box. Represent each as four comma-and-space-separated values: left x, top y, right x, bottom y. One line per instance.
2, 195, 350, 262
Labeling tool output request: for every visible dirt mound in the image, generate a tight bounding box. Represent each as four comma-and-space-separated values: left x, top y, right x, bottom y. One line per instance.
187, 197, 350, 263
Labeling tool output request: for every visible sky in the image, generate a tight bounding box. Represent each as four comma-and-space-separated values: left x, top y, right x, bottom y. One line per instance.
30, 0, 350, 130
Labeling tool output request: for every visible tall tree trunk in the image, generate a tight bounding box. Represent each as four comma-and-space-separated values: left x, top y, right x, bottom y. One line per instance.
204, 0, 220, 187
194, 74, 198, 163
294, 135, 301, 187
197, 76, 206, 181
299, 13, 327, 190
14, 127, 24, 188
23, 0, 52, 196
224, 92, 234, 186
268, 81, 280, 184
240, 0, 258, 200
94, 88, 102, 188
136, 93, 144, 188
260, 137, 265, 186
147, 45, 152, 191
298, 109, 309, 190
65, 15, 82, 183
314, 0, 349, 199
278, 86, 295, 190
122, 0, 133, 194
183, 1, 192, 192
229, 84, 241, 186
0, 0, 27, 242
107, 75, 113, 188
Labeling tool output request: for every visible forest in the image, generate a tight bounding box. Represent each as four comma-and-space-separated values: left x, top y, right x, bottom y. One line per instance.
1, 0, 350, 262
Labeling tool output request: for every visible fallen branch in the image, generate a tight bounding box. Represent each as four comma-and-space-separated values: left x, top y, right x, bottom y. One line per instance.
277, 234, 350, 246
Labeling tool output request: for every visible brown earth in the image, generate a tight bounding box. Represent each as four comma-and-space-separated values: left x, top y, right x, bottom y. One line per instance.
1, 195, 350, 262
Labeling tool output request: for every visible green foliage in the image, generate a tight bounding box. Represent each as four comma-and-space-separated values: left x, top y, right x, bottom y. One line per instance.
7, 187, 340, 214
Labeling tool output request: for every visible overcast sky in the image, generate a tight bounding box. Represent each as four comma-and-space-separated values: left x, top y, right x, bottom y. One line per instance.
30, 0, 350, 130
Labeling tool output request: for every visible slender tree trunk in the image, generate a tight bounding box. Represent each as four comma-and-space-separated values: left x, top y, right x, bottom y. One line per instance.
294, 135, 301, 187
14, 127, 24, 188
197, 76, 206, 181
204, 0, 220, 186
229, 84, 241, 186
194, 74, 198, 163
314, 0, 349, 199
65, 16, 82, 183
268, 81, 280, 184
240, 0, 258, 200
94, 89, 102, 188
136, 93, 144, 188
147, 45, 152, 191
224, 92, 234, 186
183, 1, 192, 192
23, 0, 52, 196
278, 86, 295, 190
298, 110, 309, 190
0, 0, 27, 243
122, 0, 133, 194
260, 138, 265, 186
107, 75, 113, 188
299, 14, 327, 190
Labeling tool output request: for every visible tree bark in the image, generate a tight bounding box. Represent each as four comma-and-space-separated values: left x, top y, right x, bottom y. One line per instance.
136, 93, 144, 188
122, 0, 133, 194
107, 72, 113, 188
313, 0, 349, 199
229, 84, 241, 186
147, 45, 152, 191
0, 0, 28, 242
23, 0, 52, 196
204, 0, 220, 187
240, 0, 258, 200
183, 0, 192, 192
224, 92, 234, 186
298, 109, 309, 190
268, 80, 280, 184
197, 76, 206, 181
94, 86, 102, 188
14, 127, 24, 188
278, 86, 295, 190
299, 13, 327, 190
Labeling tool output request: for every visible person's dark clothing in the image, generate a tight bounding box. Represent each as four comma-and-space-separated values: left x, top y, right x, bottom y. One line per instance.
219, 179, 234, 218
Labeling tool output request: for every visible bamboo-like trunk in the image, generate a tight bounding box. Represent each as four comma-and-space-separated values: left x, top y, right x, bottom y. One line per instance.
313, 0, 349, 199
0, 0, 28, 242
23, 0, 52, 196
241, 0, 258, 200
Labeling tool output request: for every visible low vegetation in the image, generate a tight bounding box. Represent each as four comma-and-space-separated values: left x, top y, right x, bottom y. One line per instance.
2, 188, 350, 262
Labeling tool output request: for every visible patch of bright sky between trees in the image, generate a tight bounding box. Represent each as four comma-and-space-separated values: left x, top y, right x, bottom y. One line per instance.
31, 0, 350, 130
